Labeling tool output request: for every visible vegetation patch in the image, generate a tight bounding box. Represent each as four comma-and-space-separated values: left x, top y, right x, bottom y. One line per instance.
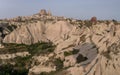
28, 42, 56, 55
0, 42, 56, 75
0, 43, 28, 54
0, 64, 28, 75
39, 58, 64, 75
64, 49, 79, 56
7, 24, 17, 32
1, 42, 56, 55
112, 19, 119, 25
84, 20, 92, 28
54, 58, 64, 71
0, 56, 31, 75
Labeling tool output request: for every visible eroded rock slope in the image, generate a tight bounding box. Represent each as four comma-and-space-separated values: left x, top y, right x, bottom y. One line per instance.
0, 10, 120, 75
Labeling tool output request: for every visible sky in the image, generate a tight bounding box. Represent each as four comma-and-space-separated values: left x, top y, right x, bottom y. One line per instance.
0, 0, 120, 20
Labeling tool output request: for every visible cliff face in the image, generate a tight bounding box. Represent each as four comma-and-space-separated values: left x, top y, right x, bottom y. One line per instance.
0, 10, 120, 75
3, 21, 73, 45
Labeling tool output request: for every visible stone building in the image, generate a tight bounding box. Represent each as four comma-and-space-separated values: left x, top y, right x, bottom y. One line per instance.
39, 9, 47, 16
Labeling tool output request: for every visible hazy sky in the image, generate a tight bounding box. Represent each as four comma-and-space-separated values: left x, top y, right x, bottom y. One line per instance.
0, 0, 120, 20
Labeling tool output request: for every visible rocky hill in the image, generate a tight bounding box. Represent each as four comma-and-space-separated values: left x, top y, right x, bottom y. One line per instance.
0, 9, 120, 75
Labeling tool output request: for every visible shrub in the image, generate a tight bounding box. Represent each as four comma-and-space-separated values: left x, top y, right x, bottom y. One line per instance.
54, 58, 63, 71
84, 20, 92, 28
64, 51, 72, 56
72, 49, 79, 54
28, 42, 56, 55
7, 24, 17, 32
0, 64, 28, 75
14, 56, 31, 67
112, 19, 118, 25
64, 49, 79, 56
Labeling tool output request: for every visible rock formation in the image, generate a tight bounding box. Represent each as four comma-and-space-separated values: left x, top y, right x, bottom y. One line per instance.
0, 10, 120, 75
91, 16, 97, 24
0, 23, 11, 48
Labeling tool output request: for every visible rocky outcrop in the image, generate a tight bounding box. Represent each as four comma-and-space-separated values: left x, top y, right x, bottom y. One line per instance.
0, 52, 30, 59
0, 23, 12, 48
66, 23, 120, 75
3, 21, 73, 45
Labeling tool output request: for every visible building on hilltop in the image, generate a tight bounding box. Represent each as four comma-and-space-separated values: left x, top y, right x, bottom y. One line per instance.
39, 9, 52, 16
39, 9, 47, 16
90, 16, 97, 24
